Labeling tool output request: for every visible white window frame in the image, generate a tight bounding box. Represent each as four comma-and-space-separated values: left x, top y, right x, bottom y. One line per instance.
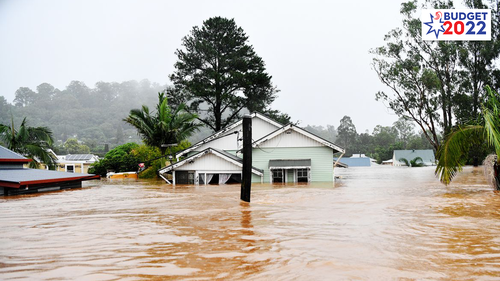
65, 164, 75, 173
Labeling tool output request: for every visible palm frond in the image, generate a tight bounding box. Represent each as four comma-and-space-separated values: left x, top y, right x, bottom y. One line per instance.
398, 157, 410, 167
435, 125, 485, 184
410, 156, 424, 167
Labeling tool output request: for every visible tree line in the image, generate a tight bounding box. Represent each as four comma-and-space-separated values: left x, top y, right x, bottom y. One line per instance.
0, 79, 165, 154
304, 115, 433, 163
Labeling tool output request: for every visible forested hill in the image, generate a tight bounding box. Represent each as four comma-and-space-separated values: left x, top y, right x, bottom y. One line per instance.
0, 80, 178, 151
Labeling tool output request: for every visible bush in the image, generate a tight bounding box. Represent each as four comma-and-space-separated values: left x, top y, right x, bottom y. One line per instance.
88, 142, 140, 176
88, 141, 193, 178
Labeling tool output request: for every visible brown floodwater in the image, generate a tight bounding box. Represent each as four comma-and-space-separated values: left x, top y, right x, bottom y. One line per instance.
1, 166, 500, 280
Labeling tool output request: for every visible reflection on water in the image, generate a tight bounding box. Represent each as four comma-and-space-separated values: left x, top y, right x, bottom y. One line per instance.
1, 166, 500, 280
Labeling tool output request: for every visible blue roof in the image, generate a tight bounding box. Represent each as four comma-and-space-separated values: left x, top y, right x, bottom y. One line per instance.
0, 168, 98, 184
0, 145, 27, 160
334, 157, 371, 167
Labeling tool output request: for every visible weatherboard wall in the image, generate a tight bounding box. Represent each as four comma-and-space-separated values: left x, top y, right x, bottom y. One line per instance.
251, 146, 334, 183
257, 130, 325, 148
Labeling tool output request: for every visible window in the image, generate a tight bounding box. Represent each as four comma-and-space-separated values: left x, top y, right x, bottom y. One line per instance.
272, 169, 283, 183
297, 168, 308, 182
175, 171, 194, 184
66, 165, 74, 173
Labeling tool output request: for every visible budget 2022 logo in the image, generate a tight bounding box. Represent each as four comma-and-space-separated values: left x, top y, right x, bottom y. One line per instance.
421, 9, 491, 41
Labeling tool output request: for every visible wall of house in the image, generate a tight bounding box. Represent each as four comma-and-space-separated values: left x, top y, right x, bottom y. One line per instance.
251, 146, 334, 183
257, 130, 323, 148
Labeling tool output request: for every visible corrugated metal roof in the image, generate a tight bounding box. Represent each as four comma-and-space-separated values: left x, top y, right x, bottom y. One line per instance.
394, 150, 435, 164
0, 145, 27, 160
211, 148, 243, 163
64, 154, 95, 161
269, 159, 311, 168
0, 168, 98, 184
334, 157, 371, 167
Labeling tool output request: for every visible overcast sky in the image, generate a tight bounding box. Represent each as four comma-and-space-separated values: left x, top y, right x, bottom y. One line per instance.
0, 0, 410, 133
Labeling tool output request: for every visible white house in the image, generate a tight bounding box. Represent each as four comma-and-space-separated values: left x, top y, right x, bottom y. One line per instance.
159, 113, 345, 184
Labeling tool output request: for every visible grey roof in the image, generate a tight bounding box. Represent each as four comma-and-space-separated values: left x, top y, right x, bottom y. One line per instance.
211, 148, 243, 163
269, 159, 311, 168
334, 157, 371, 167
64, 154, 96, 161
0, 145, 27, 160
394, 150, 435, 164
0, 168, 98, 185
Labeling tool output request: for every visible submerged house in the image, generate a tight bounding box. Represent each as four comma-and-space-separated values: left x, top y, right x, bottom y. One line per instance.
334, 154, 373, 167
392, 149, 436, 166
0, 146, 100, 196
158, 113, 345, 184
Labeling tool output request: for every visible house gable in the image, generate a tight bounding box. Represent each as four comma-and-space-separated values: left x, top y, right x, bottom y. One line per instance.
177, 112, 282, 157
159, 148, 263, 176
257, 129, 324, 148
253, 124, 344, 153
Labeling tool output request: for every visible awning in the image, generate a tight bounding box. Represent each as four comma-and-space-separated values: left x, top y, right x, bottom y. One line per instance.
269, 159, 311, 169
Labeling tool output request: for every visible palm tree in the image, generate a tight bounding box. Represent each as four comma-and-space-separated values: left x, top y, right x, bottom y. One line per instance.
0, 117, 55, 169
436, 86, 500, 189
399, 156, 425, 167
124, 92, 201, 155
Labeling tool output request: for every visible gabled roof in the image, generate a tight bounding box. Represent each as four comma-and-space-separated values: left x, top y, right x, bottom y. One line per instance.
177, 112, 283, 157
334, 157, 371, 167
0, 168, 100, 188
393, 149, 435, 163
159, 147, 263, 176
0, 145, 31, 163
253, 124, 345, 153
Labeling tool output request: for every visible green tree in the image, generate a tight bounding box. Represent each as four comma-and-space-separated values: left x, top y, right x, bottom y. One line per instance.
454, 0, 500, 123
373, 0, 500, 151
63, 138, 90, 154
337, 116, 357, 153
89, 143, 140, 176
0, 117, 55, 168
0, 96, 10, 125
393, 117, 415, 149
123, 92, 201, 155
371, 1, 449, 151
436, 86, 500, 188
13, 87, 36, 107
169, 17, 278, 132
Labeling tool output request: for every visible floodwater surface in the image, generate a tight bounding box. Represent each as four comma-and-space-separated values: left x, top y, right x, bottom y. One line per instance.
1, 166, 500, 280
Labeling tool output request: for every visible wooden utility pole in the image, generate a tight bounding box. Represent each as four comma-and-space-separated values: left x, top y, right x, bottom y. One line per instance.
241, 115, 252, 202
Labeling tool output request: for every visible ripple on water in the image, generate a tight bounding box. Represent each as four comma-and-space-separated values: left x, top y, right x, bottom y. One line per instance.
0, 166, 499, 280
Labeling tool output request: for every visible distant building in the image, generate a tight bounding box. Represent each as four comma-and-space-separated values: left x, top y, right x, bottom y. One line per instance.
382, 159, 393, 165
55, 154, 100, 174
0, 145, 99, 196
333, 157, 371, 167
392, 149, 436, 166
